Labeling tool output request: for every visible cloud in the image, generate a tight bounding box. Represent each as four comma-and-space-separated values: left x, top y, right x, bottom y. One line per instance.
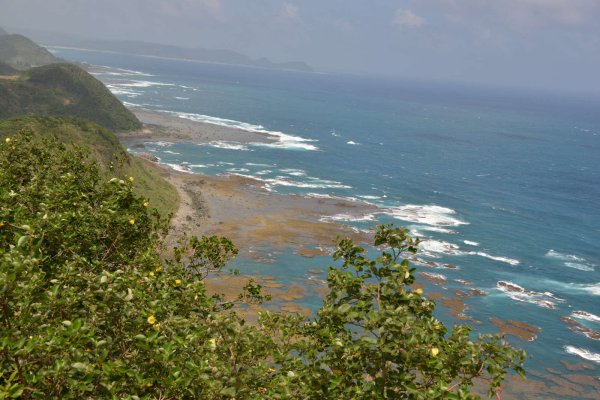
393, 9, 425, 28
282, 3, 299, 19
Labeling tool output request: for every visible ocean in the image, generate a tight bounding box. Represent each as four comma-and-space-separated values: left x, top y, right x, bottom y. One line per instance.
50, 47, 600, 383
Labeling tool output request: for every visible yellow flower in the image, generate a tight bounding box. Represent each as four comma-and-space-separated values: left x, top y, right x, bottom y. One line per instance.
430, 347, 439, 357
155, 266, 162, 272
154, 323, 161, 330
129, 218, 135, 225
143, 201, 149, 207
404, 271, 410, 279
147, 315, 156, 325
128, 176, 134, 182
5, 137, 11, 143
267, 368, 276, 374
415, 288, 423, 295
174, 279, 182, 286
0, 222, 4, 228
208, 338, 217, 351
149, 271, 155, 277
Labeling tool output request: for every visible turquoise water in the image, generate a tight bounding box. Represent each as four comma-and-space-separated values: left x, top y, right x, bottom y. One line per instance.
52, 47, 600, 376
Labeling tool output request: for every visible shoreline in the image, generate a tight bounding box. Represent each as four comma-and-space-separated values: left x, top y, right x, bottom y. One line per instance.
123, 108, 600, 399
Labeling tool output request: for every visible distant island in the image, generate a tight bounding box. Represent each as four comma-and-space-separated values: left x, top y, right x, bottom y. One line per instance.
6, 27, 313, 73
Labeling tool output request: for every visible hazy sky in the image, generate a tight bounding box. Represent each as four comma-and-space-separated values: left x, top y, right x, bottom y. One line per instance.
1, 0, 599, 93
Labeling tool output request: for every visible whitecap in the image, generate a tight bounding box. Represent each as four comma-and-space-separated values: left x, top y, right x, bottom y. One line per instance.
163, 150, 180, 155
419, 240, 462, 256
174, 96, 190, 100
227, 168, 250, 173
464, 240, 480, 246
205, 141, 250, 151
546, 250, 595, 271
496, 281, 564, 309
581, 283, 600, 296
381, 204, 468, 227
466, 251, 520, 266
571, 311, 600, 323
246, 163, 275, 167
358, 195, 381, 200
164, 163, 193, 174
564, 346, 600, 363
347, 141, 360, 145
166, 111, 319, 151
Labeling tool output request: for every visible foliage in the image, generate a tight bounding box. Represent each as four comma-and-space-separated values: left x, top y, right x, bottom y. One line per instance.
0, 63, 141, 131
0, 133, 525, 399
0, 116, 178, 217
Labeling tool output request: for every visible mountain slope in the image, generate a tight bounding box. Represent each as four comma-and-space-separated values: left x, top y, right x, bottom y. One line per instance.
0, 34, 60, 70
0, 27, 7, 36
0, 63, 141, 131
0, 116, 177, 217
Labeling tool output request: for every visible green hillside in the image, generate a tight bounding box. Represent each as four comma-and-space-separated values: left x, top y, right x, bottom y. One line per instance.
0, 63, 141, 131
0, 116, 177, 217
0, 33, 60, 70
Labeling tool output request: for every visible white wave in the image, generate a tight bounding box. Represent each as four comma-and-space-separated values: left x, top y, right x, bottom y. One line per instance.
167, 111, 319, 151
464, 240, 480, 246
103, 66, 153, 76
227, 168, 250, 173
163, 150, 180, 155
330, 130, 340, 137
546, 250, 595, 271
381, 204, 468, 227
421, 272, 447, 281
320, 213, 377, 223
118, 80, 175, 88
564, 346, 600, 363
496, 281, 564, 309
246, 163, 275, 167
231, 174, 351, 190
206, 141, 250, 151
565, 262, 595, 272
581, 283, 600, 296
189, 164, 209, 168
164, 163, 193, 174
571, 311, 600, 323
347, 141, 360, 145
420, 240, 461, 256
255, 170, 272, 175
174, 96, 190, 100
280, 168, 307, 177
106, 85, 143, 97
466, 251, 520, 266
358, 195, 381, 200
305, 193, 366, 204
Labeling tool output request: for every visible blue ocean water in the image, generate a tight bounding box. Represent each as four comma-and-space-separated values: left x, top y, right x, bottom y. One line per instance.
51, 47, 600, 375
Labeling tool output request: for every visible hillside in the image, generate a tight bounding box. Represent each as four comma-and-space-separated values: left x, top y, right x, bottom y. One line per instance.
0, 63, 141, 131
0, 115, 178, 217
0, 26, 7, 36
0, 33, 60, 70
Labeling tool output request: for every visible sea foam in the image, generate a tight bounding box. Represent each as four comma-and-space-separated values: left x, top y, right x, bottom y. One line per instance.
564, 346, 600, 363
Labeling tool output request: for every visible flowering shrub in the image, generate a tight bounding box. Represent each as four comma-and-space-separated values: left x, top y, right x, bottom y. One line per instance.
0, 132, 524, 399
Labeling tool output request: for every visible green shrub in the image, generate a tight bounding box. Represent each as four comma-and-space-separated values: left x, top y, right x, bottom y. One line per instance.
0, 132, 524, 399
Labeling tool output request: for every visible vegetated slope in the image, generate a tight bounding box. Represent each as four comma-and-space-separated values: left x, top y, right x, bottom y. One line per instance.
0, 33, 60, 70
0, 116, 177, 217
0, 63, 141, 131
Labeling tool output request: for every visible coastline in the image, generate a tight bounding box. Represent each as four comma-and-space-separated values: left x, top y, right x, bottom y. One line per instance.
122, 108, 600, 399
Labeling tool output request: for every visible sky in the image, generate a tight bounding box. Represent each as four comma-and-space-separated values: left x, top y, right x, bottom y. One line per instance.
1, 0, 600, 93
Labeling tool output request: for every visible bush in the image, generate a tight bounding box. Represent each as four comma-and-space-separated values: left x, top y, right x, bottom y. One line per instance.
0, 132, 524, 399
